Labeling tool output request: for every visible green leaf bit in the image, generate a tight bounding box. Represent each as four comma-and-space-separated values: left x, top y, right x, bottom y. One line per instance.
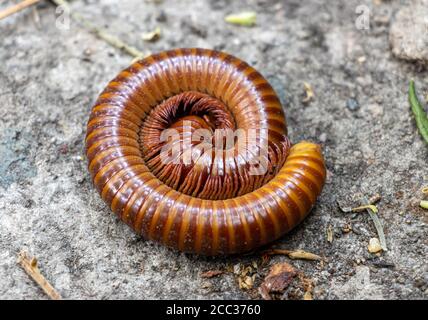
225, 12, 257, 27
409, 80, 428, 144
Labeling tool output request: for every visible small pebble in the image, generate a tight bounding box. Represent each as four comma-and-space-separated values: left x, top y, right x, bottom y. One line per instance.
389, 4, 428, 64
346, 98, 360, 111
368, 237, 382, 253
413, 277, 426, 288
342, 224, 352, 233
83, 48, 92, 56
156, 10, 167, 22
357, 56, 366, 64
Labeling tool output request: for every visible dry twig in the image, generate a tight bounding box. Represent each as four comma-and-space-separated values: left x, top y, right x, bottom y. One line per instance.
201, 270, 223, 278
263, 249, 322, 261
17, 251, 62, 300
0, 0, 41, 20
142, 26, 161, 42
351, 204, 378, 213
51, 0, 147, 59
326, 224, 334, 243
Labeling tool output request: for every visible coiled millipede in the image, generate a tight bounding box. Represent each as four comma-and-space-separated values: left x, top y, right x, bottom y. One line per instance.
86, 48, 326, 255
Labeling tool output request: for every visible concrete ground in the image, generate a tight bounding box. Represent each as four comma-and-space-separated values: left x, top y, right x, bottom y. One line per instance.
0, 0, 426, 300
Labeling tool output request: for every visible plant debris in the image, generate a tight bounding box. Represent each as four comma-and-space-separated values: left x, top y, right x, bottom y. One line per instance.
51, 0, 148, 59
200, 270, 224, 278
238, 275, 255, 290
418, 187, 428, 210
17, 251, 62, 300
342, 223, 352, 233
302, 82, 314, 104
0, 0, 41, 20
351, 204, 379, 214
368, 237, 382, 253
327, 224, 334, 243
299, 274, 314, 300
408, 80, 428, 144
225, 11, 256, 26
234, 263, 257, 290
263, 249, 322, 261
259, 263, 297, 300
368, 193, 382, 205
142, 26, 161, 42
351, 203, 387, 251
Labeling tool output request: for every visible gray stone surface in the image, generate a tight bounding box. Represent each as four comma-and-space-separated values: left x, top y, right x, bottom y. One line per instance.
0, 0, 427, 300
389, 0, 428, 65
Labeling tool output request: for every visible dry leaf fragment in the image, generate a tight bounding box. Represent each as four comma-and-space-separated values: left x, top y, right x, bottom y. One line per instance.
201, 270, 224, 278
142, 26, 161, 42
17, 251, 62, 300
239, 275, 255, 290
299, 273, 314, 300
233, 263, 241, 275
259, 263, 297, 300
302, 82, 314, 104
225, 11, 256, 26
234, 263, 257, 291
303, 291, 313, 300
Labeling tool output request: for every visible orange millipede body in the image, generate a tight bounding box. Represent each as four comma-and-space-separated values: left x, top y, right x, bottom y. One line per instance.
86, 48, 326, 255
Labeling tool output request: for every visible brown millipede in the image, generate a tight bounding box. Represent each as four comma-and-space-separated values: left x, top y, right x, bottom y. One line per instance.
85, 48, 326, 255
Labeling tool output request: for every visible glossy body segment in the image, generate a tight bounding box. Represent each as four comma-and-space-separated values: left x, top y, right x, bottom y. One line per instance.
86, 48, 326, 255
